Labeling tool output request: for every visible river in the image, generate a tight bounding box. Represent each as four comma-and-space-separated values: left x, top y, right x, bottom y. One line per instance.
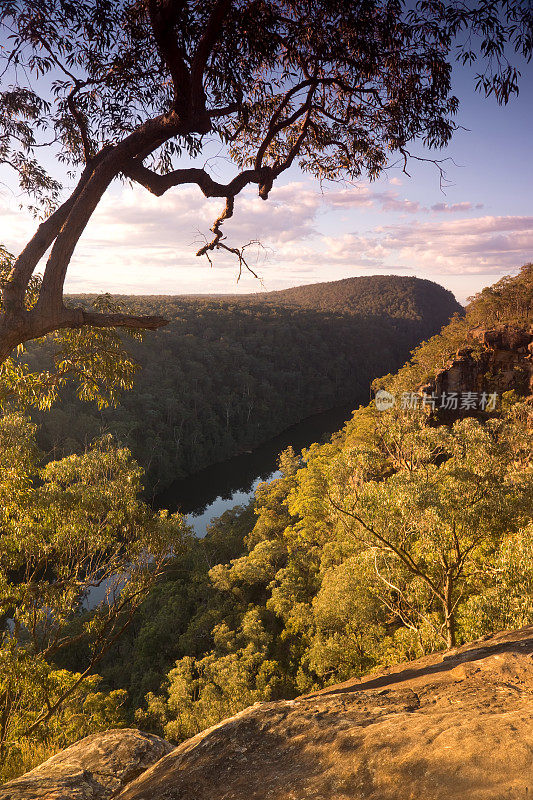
154, 401, 360, 536
86, 402, 359, 608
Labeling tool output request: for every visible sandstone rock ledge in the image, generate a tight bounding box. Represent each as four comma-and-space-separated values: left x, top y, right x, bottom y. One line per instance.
118, 626, 533, 800
3, 627, 533, 800
420, 324, 533, 400
0, 729, 173, 800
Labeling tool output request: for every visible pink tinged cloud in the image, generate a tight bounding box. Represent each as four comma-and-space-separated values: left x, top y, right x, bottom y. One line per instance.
0, 179, 529, 294
431, 201, 484, 213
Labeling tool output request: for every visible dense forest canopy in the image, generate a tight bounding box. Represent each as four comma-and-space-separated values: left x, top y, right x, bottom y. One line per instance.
28, 275, 462, 491
0, 265, 530, 781
100, 263, 532, 745
0, 0, 531, 359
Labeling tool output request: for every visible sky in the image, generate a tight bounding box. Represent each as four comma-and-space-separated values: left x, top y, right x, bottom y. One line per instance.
0, 64, 532, 305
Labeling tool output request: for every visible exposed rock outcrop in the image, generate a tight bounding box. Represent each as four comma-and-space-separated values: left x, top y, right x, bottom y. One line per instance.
0, 729, 173, 800
115, 626, 533, 800
420, 324, 533, 400
5, 627, 533, 800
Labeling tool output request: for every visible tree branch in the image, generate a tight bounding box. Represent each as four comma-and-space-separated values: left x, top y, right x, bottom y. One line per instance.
37, 112, 185, 312
60, 307, 168, 331
191, 0, 232, 101
2, 165, 95, 315
122, 161, 273, 200
254, 79, 318, 170
66, 87, 93, 163
147, 0, 192, 116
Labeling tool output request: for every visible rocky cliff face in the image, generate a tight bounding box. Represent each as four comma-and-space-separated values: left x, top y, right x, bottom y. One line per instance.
421, 324, 533, 400
4, 626, 533, 800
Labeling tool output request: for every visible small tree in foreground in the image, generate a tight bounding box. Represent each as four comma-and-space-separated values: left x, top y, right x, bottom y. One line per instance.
0, 0, 531, 360
329, 412, 533, 648
0, 247, 144, 412
0, 413, 187, 775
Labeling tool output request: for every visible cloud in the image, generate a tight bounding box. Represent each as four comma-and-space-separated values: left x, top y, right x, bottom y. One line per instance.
1, 179, 528, 297
431, 202, 484, 213
0, 202, 36, 255
323, 187, 420, 214
321, 215, 533, 275
88, 182, 321, 250
323, 191, 483, 217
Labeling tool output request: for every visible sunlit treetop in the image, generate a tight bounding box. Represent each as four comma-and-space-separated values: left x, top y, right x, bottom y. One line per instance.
0, 246, 143, 411
0, 0, 531, 361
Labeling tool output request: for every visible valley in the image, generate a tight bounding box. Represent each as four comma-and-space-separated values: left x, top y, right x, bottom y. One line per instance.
30, 275, 462, 494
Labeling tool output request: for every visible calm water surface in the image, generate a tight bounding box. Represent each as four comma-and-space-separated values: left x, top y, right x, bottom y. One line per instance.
154, 401, 361, 536
87, 401, 361, 607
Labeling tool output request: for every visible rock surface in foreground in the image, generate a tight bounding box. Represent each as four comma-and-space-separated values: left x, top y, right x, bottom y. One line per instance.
117, 626, 533, 800
3, 627, 533, 800
0, 729, 173, 800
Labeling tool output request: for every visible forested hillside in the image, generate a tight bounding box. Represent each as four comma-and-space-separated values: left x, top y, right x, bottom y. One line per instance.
30, 276, 461, 492
2, 266, 530, 781
89, 264, 532, 743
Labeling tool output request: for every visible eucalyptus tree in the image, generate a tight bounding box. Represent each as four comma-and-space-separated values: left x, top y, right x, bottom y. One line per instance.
0, 0, 531, 360
328, 412, 533, 648
0, 415, 187, 768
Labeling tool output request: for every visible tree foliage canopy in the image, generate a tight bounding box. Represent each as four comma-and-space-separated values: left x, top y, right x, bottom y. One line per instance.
0, 413, 187, 777
125, 262, 533, 742
0, 0, 531, 358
